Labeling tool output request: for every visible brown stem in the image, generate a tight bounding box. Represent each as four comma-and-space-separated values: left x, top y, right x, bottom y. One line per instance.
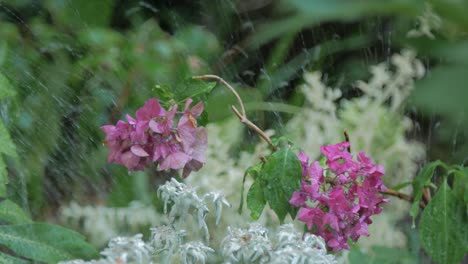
193, 74, 276, 150
380, 189, 412, 202
343, 130, 351, 152
422, 187, 431, 205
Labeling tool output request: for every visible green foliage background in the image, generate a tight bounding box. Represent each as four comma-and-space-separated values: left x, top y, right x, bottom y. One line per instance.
0, 0, 467, 263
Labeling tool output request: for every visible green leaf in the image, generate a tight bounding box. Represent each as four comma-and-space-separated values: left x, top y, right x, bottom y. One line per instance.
0, 223, 98, 263
153, 84, 175, 103
391, 181, 413, 191
46, 0, 114, 28
0, 72, 16, 99
0, 120, 17, 159
410, 160, 444, 225
262, 147, 302, 222
173, 78, 216, 103
419, 180, 468, 264
0, 200, 32, 224
239, 162, 263, 214
0, 42, 7, 67
0, 251, 30, 264
0, 157, 7, 197
247, 179, 266, 220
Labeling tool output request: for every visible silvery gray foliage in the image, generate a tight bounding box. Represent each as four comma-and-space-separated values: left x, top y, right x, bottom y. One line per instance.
222, 223, 272, 263
150, 225, 186, 254
270, 225, 336, 264
221, 223, 336, 264
179, 241, 215, 264
158, 178, 231, 241
100, 234, 153, 264
60, 180, 335, 264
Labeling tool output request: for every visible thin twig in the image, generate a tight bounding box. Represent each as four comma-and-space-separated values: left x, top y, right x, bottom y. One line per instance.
422, 187, 431, 205
343, 130, 351, 152
193, 74, 276, 150
195, 74, 424, 208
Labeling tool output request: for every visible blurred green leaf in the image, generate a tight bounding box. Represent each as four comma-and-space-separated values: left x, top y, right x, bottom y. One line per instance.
0, 200, 32, 225
412, 66, 468, 121
0, 120, 17, 159
0, 251, 29, 264
0, 158, 6, 197
419, 180, 467, 264
0, 223, 98, 263
250, 0, 421, 47
46, 0, 114, 28
349, 246, 418, 264
173, 78, 216, 103
410, 160, 444, 225
391, 181, 413, 191
0, 42, 6, 67
0, 72, 15, 99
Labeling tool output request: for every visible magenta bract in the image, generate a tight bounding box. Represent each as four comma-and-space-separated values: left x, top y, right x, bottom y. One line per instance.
290, 141, 388, 252
101, 98, 207, 178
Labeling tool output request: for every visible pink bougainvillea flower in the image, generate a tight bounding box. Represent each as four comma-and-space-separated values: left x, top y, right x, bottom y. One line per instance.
101, 98, 208, 178
290, 141, 388, 252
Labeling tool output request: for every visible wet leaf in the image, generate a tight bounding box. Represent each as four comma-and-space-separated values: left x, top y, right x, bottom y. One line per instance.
410, 160, 444, 225
0, 72, 15, 99
239, 162, 263, 214
419, 180, 468, 264
261, 147, 302, 222
246, 178, 266, 220
0, 200, 32, 225
0, 223, 98, 263
0, 120, 18, 159
173, 79, 216, 103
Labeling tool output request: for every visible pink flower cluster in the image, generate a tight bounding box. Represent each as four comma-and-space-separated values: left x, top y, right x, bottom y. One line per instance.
101, 98, 207, 178
290, 142, 388, 252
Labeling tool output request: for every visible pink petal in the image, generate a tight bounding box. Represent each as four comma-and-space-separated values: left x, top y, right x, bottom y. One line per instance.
149, 119, 163, 133
159, 152, 191, 170
131, 145, 149, 157
189, 101, 204, 117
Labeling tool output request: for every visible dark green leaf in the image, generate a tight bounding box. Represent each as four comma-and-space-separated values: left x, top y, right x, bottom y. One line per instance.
0, 200, 32, 225
0, 251, 30, 264
0, 43, 7, 67
0, 120, 17, 158
239, 162, 264, 214
0, 72, 15, 100
391, 181, 413, 191
410, 160, 444, 225
419, 180, 468, 264
0, 223, 98, 263
262, 147, 302, 222
173, 79, 216, 103
46, 0, 114, 28
247, 179, 266, 220
153, 84, 176, 103
0, 158, 6, 197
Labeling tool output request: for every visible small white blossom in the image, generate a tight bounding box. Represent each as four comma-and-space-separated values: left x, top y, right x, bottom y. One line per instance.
221, 223, 336, 264
179, 241, 214, 264
157, 178, 231, 242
